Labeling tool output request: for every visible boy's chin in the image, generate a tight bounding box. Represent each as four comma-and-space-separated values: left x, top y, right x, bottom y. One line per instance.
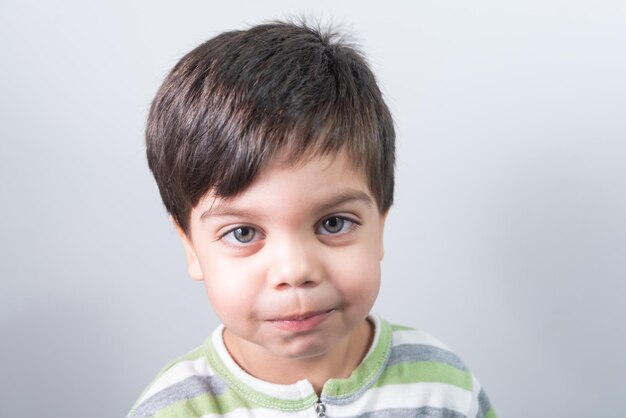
224, 314, 372, 365
260, 320, 368, 362
248, 327, 352, 362
267, 338, 338, 360
225, 325, 336, 361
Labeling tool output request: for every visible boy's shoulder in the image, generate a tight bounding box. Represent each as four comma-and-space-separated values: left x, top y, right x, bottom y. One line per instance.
387, 321, 468, 371
129, 317, 496, 418
128, 343, 218, 418
382, 321, 474, 390
383, 322, 496, 418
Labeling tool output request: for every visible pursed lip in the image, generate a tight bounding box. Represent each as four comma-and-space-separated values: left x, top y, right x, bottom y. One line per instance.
270, 309, 335, 322
268, 309, 335, 332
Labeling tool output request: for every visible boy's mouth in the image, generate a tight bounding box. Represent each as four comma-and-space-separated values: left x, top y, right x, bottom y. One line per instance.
269, 309, 335, 332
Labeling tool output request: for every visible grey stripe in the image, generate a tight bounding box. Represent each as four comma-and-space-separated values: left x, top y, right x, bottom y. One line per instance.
321, 335, 393, 406
476, 389, 492, 418
129, 374, 229, 418
334, 406, 466, 418
387, 344, 468, 371
323, 343, 467, 405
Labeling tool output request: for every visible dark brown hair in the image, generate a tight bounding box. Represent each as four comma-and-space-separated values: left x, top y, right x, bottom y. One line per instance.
146, 21, 395, 234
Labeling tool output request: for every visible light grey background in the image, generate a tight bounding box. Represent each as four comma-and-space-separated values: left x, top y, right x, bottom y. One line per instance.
1, 1, 625, 417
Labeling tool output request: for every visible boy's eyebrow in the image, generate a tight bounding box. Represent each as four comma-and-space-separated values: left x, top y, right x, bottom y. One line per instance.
200, 202, 258, 222
200, 189, 373, 222
313, 189, 374, 214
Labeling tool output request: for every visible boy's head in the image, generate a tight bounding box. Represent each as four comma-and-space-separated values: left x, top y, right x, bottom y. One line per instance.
146, 21, 395, 235
145, 21, 396, 373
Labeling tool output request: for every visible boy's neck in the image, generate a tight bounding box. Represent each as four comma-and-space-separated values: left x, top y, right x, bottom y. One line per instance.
223, 319, 374, 395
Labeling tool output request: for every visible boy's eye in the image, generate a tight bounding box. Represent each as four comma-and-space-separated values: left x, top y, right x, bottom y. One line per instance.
318, 216, 353, 235
223, 226, 258, 244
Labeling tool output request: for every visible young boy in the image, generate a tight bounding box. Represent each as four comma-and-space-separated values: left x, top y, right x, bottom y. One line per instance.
129, 21, 496, 418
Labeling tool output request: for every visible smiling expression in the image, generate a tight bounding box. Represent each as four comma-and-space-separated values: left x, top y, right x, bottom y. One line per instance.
178, 153, 387, 367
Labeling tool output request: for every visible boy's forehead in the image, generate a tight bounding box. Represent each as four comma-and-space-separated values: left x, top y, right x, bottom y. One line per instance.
194, 153, 374, 218
272, 146, 361, 171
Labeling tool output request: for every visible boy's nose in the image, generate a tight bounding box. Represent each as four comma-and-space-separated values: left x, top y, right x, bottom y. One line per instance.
268, 239, 323, 290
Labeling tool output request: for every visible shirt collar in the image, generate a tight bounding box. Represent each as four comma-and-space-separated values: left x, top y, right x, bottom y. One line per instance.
204, 314, 392, 410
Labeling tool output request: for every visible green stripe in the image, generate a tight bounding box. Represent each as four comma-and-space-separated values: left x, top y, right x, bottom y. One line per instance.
484, 409, 498, 418
323, 318, 392, 397
374, 361, 472, 391
390, 324, 414, 332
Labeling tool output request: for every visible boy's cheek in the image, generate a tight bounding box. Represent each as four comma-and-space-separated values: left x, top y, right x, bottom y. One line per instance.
333, 257, 381, 292
202, 268, 248, 296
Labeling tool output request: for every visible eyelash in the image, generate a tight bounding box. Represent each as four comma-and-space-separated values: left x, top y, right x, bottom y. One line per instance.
219, 225, 262, 246
316, 216, 356, 235
219, 215, 358, 246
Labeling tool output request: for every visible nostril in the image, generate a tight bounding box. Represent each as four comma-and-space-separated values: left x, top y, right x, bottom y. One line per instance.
300, 280, 317, 288
275, 282, 291, 291
274, 279, 318, 290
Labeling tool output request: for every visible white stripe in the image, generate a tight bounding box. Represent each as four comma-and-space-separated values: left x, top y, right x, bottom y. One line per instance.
392, 329, 451, 351
139, 357, 215, 403
199, 405, 315, 418
328, 382, 472, 417
466, 375, 482, 418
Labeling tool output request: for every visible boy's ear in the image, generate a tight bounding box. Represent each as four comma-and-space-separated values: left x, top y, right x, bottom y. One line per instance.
171, 216, 204, 281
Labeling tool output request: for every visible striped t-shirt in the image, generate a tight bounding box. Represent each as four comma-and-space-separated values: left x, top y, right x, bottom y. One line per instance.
129, 315, 496, 417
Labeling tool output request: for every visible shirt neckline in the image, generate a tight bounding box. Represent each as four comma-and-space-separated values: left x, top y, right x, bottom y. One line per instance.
203, 314, 392, 411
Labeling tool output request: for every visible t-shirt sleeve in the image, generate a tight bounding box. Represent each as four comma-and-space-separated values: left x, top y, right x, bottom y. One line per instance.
466, 374, 497, 418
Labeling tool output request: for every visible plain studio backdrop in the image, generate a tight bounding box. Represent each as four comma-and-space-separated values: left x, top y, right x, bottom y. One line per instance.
1, 1, 625, 417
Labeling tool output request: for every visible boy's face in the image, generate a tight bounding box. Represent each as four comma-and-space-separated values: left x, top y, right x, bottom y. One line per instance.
178, 153, 386, 363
